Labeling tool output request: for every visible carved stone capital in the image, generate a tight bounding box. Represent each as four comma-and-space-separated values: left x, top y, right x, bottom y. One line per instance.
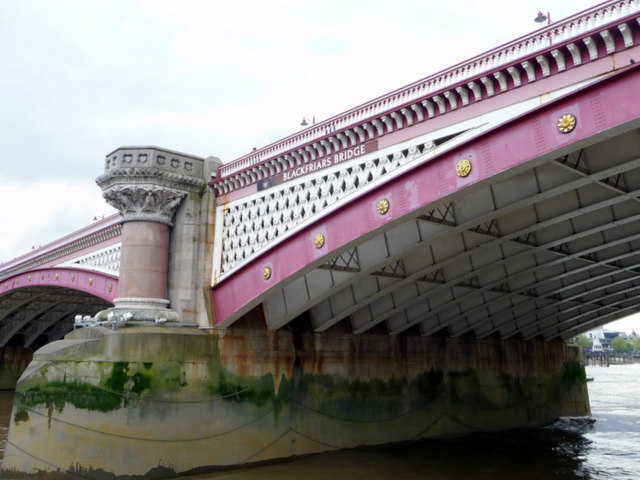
102, 185, 186, 225
96, 147, 209, 225
96, 147, 208, 224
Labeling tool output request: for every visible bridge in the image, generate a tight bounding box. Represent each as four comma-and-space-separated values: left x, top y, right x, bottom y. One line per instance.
2, 1, 640, 477
0, 215, 120, 348
4, 0, 639, 346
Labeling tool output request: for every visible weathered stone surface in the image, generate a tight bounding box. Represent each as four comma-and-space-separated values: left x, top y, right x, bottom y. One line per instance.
3, 319, 589, 479
0, 346, 34, 390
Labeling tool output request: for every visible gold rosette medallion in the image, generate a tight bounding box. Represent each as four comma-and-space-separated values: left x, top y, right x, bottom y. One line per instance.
557, 114, 577, 133
377, 198, 390, 215
456, 159, 472, 177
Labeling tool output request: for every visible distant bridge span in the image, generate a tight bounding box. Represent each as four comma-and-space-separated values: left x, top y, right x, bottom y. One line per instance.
0, 215, 120, 348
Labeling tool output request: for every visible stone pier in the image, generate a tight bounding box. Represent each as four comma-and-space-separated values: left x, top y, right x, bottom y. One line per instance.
2, 311, 589, 478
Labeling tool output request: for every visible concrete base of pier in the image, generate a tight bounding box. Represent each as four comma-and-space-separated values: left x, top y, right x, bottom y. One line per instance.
3, 316, 589, 478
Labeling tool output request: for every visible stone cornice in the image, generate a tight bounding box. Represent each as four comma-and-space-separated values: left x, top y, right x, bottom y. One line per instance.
103, 146, 206, 180
96, 167, 206, 195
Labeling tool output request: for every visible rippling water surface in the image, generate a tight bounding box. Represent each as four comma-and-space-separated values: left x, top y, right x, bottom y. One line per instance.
0, 363, 638, 479
578, 363, 640, 479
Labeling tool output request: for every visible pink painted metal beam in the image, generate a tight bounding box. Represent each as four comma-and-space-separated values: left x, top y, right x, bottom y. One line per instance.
211, 61, 640, 327
0, 268, 118, 303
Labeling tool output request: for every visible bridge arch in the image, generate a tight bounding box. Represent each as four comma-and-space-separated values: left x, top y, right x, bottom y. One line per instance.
0, 268, 117, 348
212, 63, 640, 340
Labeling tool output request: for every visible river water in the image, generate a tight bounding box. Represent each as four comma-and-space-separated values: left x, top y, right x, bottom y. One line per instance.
0, 363, 638, 479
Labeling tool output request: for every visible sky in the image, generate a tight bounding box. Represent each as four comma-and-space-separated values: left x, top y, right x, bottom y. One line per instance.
1, 0, 638, 334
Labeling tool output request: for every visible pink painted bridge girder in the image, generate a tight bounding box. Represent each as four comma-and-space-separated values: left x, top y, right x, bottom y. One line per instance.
211, 61, 640, 329
0, 267, 118, 303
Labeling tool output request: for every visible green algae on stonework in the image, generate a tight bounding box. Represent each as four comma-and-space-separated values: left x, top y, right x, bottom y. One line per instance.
211, 371, 408, 407
13, 362, 154, 420
15, 381, 122, 417
303, 374, 406, 400
210, 370, 293, 420
412, 369, 444, 399
211, 369, 448, 408
214, 371, 273, 406
561, 360, 587, 383
302, 369, 446, 401
104, 361, 153, 396
105, 361, 129, 392
212, 371, 290, 405
13, 407, 29, 423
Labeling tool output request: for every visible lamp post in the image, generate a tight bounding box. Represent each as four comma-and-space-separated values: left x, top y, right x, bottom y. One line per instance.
535, 11, 552, 46
300, 116, 316, 126
534, 11, 551, 25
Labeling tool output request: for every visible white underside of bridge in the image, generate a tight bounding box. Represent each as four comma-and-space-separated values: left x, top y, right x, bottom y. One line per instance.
266, 123, 640, 340
216, 76, 640, 340
0, 287, 113, 348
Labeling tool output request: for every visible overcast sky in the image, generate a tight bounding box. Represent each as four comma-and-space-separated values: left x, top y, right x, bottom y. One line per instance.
2, 0, 637, 334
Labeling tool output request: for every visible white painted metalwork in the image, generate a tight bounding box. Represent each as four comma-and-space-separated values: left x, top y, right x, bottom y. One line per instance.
60, 244, 122, 275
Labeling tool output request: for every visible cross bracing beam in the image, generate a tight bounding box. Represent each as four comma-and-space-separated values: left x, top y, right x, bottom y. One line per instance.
320, 248, 361, 272
0, 292, 47, 322
263, 219, 445, 330
395, 197, 640, 336
532, 299, 640, 340
0, 294, 68, 348
452, 250, 640, 338
408, 210, 640, 336
456, 270, 640, 340
22, 307, 79, 348
520, 283, 640, 340
25, 309, 71, 346
552, 301, 640, 340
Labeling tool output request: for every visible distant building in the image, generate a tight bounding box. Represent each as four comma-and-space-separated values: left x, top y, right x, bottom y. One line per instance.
586, 327, 625, 351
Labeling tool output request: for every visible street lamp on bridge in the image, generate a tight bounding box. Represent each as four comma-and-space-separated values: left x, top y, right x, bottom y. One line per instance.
535, 10, 551, 25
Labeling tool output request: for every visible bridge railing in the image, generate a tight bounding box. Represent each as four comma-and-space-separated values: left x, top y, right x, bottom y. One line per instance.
217, 0, 640, 180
